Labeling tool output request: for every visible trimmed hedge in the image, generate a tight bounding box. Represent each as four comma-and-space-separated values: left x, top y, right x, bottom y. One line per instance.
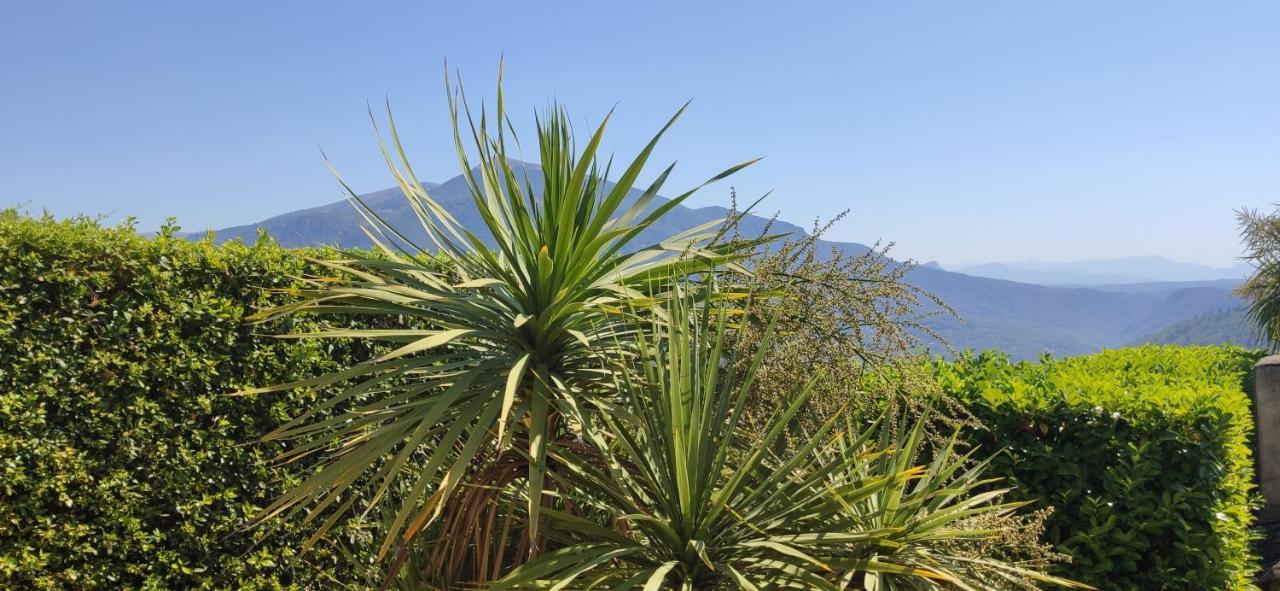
0, 212, 391, 589
936, 346, 1263, 590
1, 211, 1266, 589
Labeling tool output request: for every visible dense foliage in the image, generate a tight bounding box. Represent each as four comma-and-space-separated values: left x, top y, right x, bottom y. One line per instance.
495, 295, 1084, 589
934, 345, 1263, 590
0, 211, 389, 589
6, 211, 1261, 590
16, 209, 1252, 589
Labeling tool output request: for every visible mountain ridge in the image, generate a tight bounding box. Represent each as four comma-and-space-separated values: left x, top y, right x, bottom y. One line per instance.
955, 256, 1249, 286
188, 160, 1249, 359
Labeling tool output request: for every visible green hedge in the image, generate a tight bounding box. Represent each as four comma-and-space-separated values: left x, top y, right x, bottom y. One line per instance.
2, 211, 1267, 589
935, 345, 1263, 590
0, 212, 392, 589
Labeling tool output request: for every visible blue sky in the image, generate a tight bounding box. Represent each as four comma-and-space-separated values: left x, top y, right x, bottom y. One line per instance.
2, 1, 1276, 267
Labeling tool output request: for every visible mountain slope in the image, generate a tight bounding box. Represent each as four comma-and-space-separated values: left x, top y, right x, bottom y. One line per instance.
206, 183, 441, 247
204, 168, 807, 255
194, 161, 1242, 359
1134, 307, 1261, 348
1084, 279, 1241, 294
900, 267, 1238, 356
953, 263, 1150, 286
956, 256, 1249, 286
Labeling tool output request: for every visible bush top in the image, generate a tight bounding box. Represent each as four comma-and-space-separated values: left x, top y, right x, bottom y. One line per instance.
935, 345, 1263, 418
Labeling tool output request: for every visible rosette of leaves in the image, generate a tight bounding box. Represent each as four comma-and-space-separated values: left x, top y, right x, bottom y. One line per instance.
493, 293, 1090, 590
234, 70, 770, 577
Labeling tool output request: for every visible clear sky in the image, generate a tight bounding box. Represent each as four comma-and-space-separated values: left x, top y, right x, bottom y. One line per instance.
2, 1, 1276, 267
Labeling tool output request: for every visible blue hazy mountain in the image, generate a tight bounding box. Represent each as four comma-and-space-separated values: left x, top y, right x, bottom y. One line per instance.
201, 163, 806, 254
193, 161, 1249, 359
956, 256, 1250, 286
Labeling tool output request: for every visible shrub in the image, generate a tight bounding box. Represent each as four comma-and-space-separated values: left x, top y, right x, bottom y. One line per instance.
934, 345, 1263, 590
0, 211, 389, 590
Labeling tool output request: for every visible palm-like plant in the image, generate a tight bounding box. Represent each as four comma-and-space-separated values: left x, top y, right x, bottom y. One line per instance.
234, 73, 764, 570
494, 293, 1090, 590
1237, 206, 1280, 348
824, 420, 1085, 589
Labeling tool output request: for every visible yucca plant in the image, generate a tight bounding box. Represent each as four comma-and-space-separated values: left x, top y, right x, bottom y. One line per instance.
234, 71, 768, 576
823, 419, 1087, 590
493, 292, 1090, 590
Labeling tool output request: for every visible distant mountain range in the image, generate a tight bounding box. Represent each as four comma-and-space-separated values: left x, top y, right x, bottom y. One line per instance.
954, 257, 1249, 286
187, 160, 1257, 359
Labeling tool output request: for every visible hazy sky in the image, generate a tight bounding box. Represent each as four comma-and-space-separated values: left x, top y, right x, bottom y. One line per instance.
2, 1, 1276, 267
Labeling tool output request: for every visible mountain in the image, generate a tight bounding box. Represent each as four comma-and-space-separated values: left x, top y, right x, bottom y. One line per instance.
197, 164, 804, 254
956, 256, 1250, 286
190, 160, 1248, 359
899, 268, 1240, 357
1084, 279, 1242, 294
1134, 307, 1262, 348
203, 183, 440, 247
953, 263, 1151, 286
